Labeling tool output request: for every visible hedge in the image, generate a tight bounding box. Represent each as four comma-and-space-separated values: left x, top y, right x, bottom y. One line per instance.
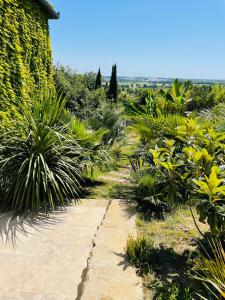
0, 0, 53, 105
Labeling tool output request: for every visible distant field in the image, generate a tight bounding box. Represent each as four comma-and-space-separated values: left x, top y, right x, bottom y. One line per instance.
104, 76, 225, 88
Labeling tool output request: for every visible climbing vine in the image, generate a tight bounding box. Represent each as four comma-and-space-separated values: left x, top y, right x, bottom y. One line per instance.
0, 0, 53, 107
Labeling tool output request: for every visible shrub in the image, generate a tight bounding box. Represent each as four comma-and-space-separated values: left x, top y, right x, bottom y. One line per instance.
129, 111, 225, 231
187, 85, 213, 110
156, 283, 192, 300
159, 79, 192, 115
129, 172, 171, 220
53, 65, 106, 120
193, 166, 225, 236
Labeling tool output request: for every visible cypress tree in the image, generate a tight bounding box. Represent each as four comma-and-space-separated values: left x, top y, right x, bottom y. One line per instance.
95, 67, 102, 89
108, 64, 118, 101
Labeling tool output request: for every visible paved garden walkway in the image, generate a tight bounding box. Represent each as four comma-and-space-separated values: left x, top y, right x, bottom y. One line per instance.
0, 172, 143, 300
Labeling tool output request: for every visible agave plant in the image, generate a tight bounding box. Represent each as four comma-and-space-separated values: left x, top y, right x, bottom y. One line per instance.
0, 92, 84, 215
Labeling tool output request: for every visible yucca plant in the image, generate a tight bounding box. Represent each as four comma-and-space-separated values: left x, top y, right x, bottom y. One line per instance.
0, 92, 84, 215
193, 240, 225, 299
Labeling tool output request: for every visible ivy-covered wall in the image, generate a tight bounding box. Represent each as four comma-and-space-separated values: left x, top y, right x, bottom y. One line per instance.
0, 0, 53, 104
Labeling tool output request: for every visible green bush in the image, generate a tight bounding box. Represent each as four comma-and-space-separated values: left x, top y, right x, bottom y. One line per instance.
193, 166, 225, 236
124, 79, 193, 117
53, 65, 126, 150
129, 112, 225, 233
187, 85, 213, 110
53, 65, 106, 120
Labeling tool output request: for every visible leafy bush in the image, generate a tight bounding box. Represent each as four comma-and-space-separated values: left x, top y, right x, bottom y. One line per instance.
187, 85, 213, 110
128, 137, 190, 219
210, 85, 225, 106
156, 283, 192, 300
123, 79, 192, 117
67, 115, 111, 176
53, 65, 106, 120
129, 110, 225, 232
123, 89, 158, 117
53, 65, 126, 151
193, 166, 225, 236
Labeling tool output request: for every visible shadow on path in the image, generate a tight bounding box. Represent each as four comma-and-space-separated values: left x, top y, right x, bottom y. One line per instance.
0, 209, 66, 247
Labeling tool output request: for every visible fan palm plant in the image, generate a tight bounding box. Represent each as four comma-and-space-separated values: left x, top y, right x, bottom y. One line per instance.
89, 102, 126, 147
132, 114, 186, 143
69, 116, 107, 147
61, 108, 112, 177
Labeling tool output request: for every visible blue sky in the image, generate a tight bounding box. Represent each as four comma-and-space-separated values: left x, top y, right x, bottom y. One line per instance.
50, 0, 225, 79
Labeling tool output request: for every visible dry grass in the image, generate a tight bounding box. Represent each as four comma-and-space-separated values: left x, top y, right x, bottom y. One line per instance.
137, 207, 209, 253
85, 168, 130, 199
136, 207, 209, 299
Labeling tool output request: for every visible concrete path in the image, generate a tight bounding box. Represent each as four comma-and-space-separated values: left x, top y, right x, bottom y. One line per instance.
81, 199, 143, 300
0, 199, 109, 300
0, 196, 143, 299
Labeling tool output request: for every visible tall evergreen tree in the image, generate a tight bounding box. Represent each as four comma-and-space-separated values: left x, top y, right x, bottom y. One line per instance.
95, 67, 102, 89
108, 64, 118, 101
